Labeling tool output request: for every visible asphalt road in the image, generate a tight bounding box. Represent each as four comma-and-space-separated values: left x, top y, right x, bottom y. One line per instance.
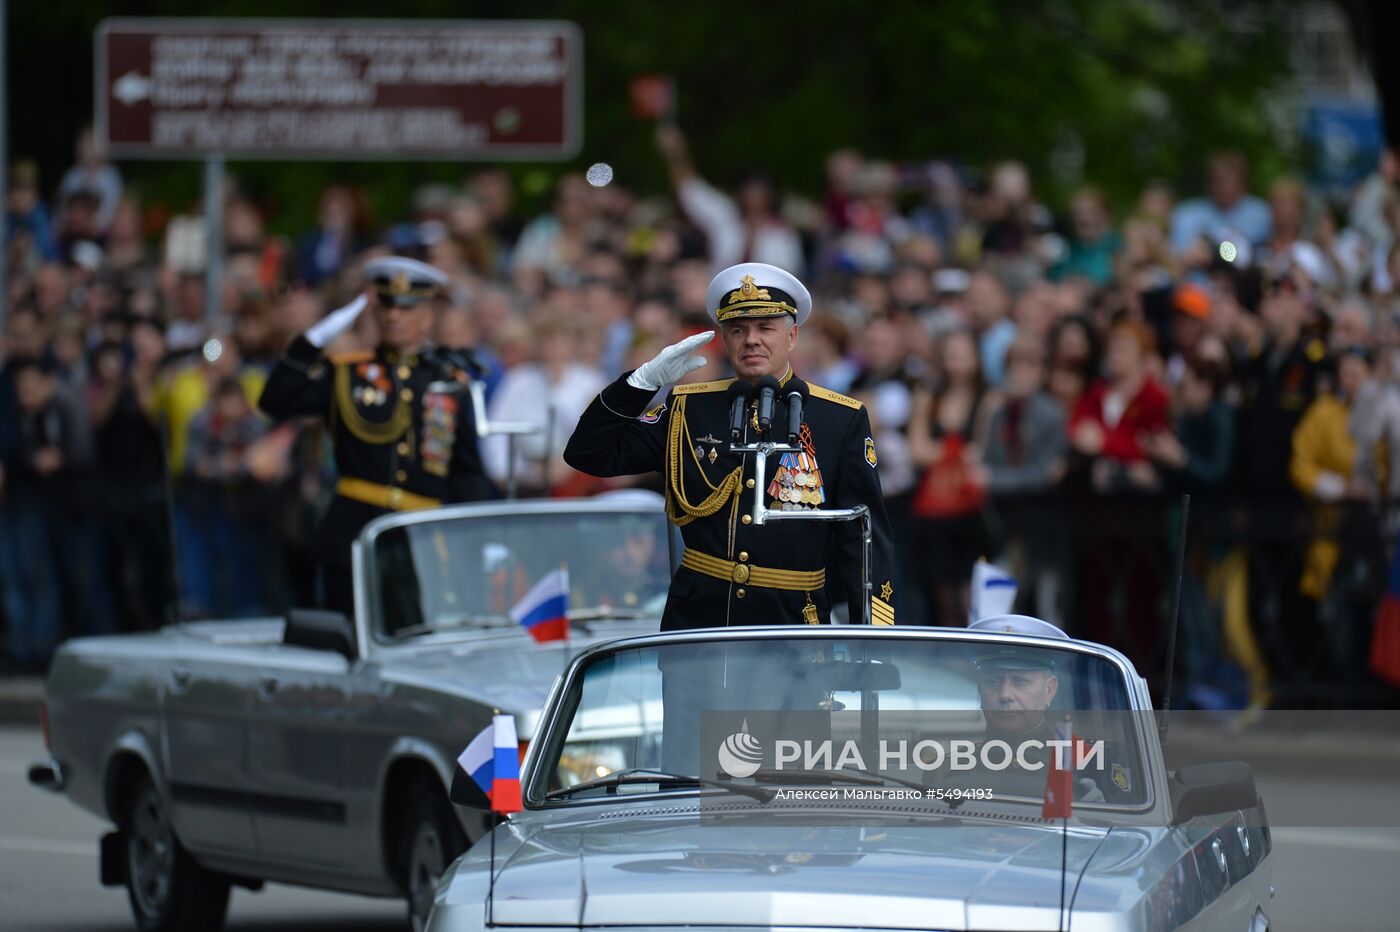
0, 727, 405, 931
2, 725, 1397, 931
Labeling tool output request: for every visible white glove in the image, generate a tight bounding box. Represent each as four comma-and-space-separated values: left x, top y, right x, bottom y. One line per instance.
626, 330, 714, 390
1313, 470, 1346, 502
305, 294, 368, 348
1075, 778, 1105, 802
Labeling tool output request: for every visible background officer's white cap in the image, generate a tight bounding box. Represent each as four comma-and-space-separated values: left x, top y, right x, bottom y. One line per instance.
705, 262, 813, 327
968, 614, 1070, 640
365, 256, 451, 306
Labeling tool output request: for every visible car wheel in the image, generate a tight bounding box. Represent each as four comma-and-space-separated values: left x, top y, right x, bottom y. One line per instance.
402, 787, 466, 932
122, 772, 231, 932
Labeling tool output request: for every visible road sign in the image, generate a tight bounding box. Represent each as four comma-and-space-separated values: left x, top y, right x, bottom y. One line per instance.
96, 18, 582, 160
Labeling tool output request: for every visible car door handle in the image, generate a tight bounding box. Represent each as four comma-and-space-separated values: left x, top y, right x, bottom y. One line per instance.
257, 676, 278, 699
170, 669, 191, 691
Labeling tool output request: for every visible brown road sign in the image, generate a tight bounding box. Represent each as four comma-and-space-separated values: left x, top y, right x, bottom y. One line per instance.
96, 18, 582, 160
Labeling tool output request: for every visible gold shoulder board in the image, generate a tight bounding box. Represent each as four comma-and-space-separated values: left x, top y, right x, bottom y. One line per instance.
809, 383, 862, 410
673, 378, 736, 396
329, 349, 374, 365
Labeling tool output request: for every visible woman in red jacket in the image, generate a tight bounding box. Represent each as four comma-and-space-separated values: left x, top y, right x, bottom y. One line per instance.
1069, 318, 1169, 491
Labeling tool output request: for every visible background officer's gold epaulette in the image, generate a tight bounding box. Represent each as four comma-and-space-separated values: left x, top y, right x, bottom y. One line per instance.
672, 378, 735, 395
329, 348, 374, 365
808, 383, 862, 409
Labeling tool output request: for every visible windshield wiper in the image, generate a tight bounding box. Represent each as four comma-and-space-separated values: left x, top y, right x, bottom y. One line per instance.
546, 768, 774, 803
745, 767, 886, 786
391, 613, 514, 639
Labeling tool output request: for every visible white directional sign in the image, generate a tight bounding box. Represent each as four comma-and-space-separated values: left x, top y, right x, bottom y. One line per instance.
96, 18, 583, 160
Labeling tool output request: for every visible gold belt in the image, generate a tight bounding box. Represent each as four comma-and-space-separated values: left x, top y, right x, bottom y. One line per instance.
336, 477, 441, 511
681, 549, 825, 591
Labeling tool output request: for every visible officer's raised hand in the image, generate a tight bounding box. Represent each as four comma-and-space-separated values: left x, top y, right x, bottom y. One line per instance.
304, 294, 368, 348
626, 330, 715, 390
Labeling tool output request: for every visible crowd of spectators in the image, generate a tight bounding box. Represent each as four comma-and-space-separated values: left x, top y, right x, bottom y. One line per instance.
3, 124, 1400, 708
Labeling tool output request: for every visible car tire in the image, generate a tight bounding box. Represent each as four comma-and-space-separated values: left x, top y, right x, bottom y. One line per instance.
401, 785, 466, 932
121, 771, 231, 932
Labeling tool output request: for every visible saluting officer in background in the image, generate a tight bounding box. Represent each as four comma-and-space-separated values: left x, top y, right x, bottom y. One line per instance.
565, 262, 897, 629
259, 256, 495, 617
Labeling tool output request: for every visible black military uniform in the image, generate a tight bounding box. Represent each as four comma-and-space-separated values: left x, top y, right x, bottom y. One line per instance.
1236, 333, 1327, 496
259, 259, 494, 616
563, 264, 896, 630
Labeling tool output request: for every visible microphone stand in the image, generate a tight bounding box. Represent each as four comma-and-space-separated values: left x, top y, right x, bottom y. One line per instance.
728, 407, 879, 763
725, 436, 873, 628
467, 381, 542, 500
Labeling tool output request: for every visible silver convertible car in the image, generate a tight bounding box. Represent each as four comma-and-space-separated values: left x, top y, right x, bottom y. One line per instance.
29, 498, 676, 932
431, 625, 1274, 932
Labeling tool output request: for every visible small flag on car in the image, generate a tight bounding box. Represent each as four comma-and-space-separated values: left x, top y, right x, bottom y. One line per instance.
510, 567, 569, 643
457, 714, 523, 814
1042, 715, 1074, 820
969, 560, 1017, 625
1369, 541, 1400, 687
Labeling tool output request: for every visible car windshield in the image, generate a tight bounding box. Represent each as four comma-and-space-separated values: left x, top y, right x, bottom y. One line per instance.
368, 507, 674, 641
533, 634, 1148, 809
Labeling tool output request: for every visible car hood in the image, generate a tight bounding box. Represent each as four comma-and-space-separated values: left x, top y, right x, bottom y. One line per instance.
477, 806, 1110, 931
378, 620, 656, 726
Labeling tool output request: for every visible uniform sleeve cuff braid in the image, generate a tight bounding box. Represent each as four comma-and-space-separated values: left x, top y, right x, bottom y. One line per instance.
281, 335, 324, 371
599, 373, 659, 419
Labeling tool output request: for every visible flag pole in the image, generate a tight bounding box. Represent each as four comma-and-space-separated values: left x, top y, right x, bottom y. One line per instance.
560, 561, 570, 674
1058, 713, 1070, 932
487, 707, 500, 927
1158, 493, 1191, 744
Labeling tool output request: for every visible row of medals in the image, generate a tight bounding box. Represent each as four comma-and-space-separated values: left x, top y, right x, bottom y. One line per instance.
777, 471, 820, 500
775, 468, 822, 509
357, 363, 413, 407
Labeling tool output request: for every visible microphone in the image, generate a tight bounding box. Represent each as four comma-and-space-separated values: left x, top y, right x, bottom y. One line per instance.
783, 377, 809, 444
754, 375, 782, 434
428, 345, 489, 380
726, 379, 756, 441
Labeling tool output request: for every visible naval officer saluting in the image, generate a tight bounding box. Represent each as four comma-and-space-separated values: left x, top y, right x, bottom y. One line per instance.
259, 256, 495, 617
564, 262, 897, 629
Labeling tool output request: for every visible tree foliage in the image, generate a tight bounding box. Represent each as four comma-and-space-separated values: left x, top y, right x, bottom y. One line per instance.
10, 0, 1296, 232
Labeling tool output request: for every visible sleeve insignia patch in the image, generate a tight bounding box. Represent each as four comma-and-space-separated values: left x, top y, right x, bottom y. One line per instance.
1112, 763, 1131, 792
864, 436, 878, 468
639, 402, 666, 424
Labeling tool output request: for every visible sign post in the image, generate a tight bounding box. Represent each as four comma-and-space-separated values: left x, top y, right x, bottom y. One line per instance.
203, 153, 222, 325
96, 18, 583, 324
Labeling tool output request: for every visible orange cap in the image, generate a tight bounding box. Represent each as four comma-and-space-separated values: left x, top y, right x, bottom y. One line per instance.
1174, 283, 1211, 320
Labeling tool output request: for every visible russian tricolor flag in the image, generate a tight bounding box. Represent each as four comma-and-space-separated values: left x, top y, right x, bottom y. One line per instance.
970, 560, 1017, 625
1042, 715, 1074, 820
510, 567, 569, 643
1370, 543, 1400, 687
456, 714, 523, 814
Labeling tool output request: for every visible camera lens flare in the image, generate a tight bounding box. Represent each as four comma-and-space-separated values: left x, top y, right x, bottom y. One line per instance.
1219, 241, 1238, 263
586, 163, 615, 187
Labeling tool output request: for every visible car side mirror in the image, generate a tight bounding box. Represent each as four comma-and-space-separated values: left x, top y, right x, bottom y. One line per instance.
449, 765, 494, 810
1169, 761, 1258, 825
283, 608, 357, 662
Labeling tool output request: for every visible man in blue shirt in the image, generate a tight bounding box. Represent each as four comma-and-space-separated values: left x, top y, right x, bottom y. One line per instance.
1170, 151, 1272, 257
